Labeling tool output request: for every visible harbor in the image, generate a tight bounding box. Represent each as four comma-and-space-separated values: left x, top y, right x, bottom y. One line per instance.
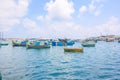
0, 35, 120, 80
0, 0, 120, 79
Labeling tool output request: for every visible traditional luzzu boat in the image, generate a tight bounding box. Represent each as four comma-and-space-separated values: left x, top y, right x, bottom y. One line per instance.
81, 41, 96, 47
66, 40, 75, 46
26, 41, 50, 49
12, 40, 28, 47
64, 48, 83, 53
51, 41, 66, 46
12, 40, 21, 46
106, 38, 114, 42
51, 40, 75, 46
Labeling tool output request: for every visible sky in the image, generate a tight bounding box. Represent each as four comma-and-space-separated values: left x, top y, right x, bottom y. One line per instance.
0, 0, 120, 39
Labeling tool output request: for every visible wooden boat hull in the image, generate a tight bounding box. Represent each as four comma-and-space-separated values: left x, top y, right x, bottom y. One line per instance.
26, 45, 50, 49
82, 44, 95, 47
118, 40, 120, 43
12, 44, 26, 47
12, 41, 27, 47
0, 43, 8, 46
64, 48, 83, 52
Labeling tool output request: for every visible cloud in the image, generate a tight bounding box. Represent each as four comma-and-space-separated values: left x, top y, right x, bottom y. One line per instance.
37, 16, 44, 21
23, 18, 40, 32
96, 16, 120, 35
78, 6, 87, 17
23, 0, 119, 39
23, 15, 120, 39
78, 0, 104, 17
44, 0, 74, 21
0, 0, 30, 32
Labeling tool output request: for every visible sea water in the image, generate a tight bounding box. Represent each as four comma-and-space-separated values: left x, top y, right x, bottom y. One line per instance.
0, 41, 120, 80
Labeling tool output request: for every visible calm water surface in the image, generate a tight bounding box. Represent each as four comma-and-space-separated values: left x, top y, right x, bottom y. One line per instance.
0, 41, 120, 80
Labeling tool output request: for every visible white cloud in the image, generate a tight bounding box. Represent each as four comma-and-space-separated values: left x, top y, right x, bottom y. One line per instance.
44, 0, 74, 21
78, 0, 104, 17
37, 16, 44, 21
78, 6, 87, 17
0, 0, 30, 32
23, 18, 40, 32
96, 16, 120, 35
89, 0, 96, 12
94, 9, 101, 16
21, 0, 120, 39
23, 15, 120, 39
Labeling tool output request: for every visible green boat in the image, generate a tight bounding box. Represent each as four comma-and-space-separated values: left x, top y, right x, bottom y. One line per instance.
81, 41, 96, 47
0, 41, 9, 46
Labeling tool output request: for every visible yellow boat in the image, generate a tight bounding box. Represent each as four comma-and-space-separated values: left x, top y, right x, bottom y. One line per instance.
64, 48, 83, 53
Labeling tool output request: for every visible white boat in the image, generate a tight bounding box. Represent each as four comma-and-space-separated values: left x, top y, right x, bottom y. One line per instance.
81, 41, 96, 47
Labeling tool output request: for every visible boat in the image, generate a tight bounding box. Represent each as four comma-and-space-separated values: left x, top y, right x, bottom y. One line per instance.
64, 48, 83, 52
118, 40, 120, 43
51, 41, 66, 46
26, 41, 50, 49
51, 39, 75, 46
66, 40, 75, 46
0, 73, 2, 80
0, 41, 9, 46
81, 41, 96, 47
12, 40, 28, 47
106, 38, 114, 42
0, 32, 9, 46
12, 40, 21, 46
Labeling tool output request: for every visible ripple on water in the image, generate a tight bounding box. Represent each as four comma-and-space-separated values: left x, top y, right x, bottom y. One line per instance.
0, 42, 120, 80
71, 70, 90, 77
98, 74, 113, 79
49, 72, 68, 77
100, 67, 115, 71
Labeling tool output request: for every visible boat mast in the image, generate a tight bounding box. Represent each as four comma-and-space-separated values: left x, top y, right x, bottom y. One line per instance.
2, 32, 3, 40
0, 32, 1, 40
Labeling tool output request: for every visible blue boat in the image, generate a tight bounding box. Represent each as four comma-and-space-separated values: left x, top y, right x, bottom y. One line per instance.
67, 40, 75, 46
52, 41, 57, 46
51, 40, 74, 46
12, 40, 28, 47
26, 41, 50, 49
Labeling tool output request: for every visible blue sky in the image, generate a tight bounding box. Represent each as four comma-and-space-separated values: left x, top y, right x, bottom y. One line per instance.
0, 0, 120, 39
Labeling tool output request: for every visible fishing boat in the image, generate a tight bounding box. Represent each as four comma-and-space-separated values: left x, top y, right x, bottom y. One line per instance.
51, 39, 75, 46
0, 32, 9, 46
26, 41, 50, 49
81, 41, 96, 47
0, 73, 2, 80
106, 38, 114, 42
118, 40, 120, 43
64, 48, 83, 52
12, 40, 28, 47
66, 40, 75, 46
0, 41, 9, 46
